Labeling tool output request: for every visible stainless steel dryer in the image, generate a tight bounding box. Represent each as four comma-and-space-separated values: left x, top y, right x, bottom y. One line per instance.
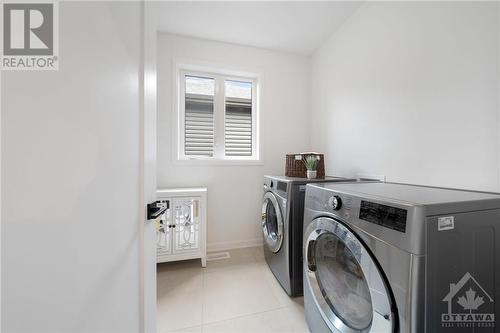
303, 182, 500, 333
261, 175, 356, 297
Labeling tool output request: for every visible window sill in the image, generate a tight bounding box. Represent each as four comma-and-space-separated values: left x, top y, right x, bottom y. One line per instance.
172, 158, 264, 167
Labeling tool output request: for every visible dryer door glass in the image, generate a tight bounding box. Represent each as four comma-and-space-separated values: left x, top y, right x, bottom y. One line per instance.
261, 192, 284, 253
304, 217, 395, 333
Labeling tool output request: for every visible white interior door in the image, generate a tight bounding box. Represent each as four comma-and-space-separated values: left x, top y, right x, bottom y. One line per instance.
1, 2, 156, 332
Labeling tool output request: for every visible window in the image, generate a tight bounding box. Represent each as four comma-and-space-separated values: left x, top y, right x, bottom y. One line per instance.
177, 68, 259, 162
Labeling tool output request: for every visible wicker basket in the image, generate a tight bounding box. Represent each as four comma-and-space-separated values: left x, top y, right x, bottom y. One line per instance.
285, 153, 325, 179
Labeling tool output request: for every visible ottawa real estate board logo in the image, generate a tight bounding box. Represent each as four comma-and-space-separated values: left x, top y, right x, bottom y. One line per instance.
441, 272, 495, 329
1, 2, 58, 70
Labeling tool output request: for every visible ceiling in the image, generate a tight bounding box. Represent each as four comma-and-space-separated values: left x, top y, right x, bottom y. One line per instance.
152, 1, 363, 56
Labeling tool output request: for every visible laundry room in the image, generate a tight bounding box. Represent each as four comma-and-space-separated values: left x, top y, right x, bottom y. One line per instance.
1, 1, 499, 333
151, 1, 500, 332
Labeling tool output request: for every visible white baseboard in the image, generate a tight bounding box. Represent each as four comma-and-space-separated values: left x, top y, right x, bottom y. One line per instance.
207, 238, 263, 252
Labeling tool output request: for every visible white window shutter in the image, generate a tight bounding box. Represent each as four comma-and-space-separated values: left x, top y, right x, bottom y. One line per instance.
185, 94, 214, 157
225, 97, 252, 156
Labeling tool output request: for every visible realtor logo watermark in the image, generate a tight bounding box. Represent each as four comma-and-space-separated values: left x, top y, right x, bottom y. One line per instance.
1, 1, 58, 70
442, 272, 495, 329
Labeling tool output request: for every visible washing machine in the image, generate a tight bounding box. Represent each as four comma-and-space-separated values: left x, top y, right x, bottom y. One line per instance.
261, 175, 356, 297
303, 182, 500, 333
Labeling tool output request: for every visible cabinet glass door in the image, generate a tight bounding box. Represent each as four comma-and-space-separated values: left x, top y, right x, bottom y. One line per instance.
156, 200, 171, 255
173, 197, 201, 253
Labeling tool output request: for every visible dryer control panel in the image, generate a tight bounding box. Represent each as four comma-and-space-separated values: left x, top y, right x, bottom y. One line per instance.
359, 200, 407, 233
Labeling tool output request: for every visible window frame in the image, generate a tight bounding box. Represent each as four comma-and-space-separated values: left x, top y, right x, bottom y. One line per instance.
173, 63, 261, 165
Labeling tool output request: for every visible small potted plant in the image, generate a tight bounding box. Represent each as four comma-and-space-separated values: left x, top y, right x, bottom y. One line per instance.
304, 155, 319, 179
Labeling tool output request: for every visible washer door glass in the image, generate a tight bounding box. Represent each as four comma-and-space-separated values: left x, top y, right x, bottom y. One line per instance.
261, 192, 284, 253
304, 217, 396, 333
315, 233, 372, 330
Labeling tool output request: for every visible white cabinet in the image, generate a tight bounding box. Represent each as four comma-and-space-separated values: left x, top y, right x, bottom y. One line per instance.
156, 188, 207, 267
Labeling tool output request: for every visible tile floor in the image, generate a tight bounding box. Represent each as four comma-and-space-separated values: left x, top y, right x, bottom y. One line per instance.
157, 247, 310, 333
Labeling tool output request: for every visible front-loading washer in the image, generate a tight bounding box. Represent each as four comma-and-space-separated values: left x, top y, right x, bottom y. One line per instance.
303, 182, 500, 333
261, 175, 356, 297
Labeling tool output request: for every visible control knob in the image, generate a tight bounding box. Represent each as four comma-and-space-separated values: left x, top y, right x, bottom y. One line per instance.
328, 196, 342, 210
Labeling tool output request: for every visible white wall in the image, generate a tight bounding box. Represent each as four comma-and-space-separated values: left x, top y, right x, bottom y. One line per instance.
311, 1, 500, 191
157, 34, 311, 249
2, 2, 142, 331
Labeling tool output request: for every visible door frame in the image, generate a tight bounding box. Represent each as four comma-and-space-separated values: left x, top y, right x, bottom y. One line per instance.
140, 2, 158, 332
